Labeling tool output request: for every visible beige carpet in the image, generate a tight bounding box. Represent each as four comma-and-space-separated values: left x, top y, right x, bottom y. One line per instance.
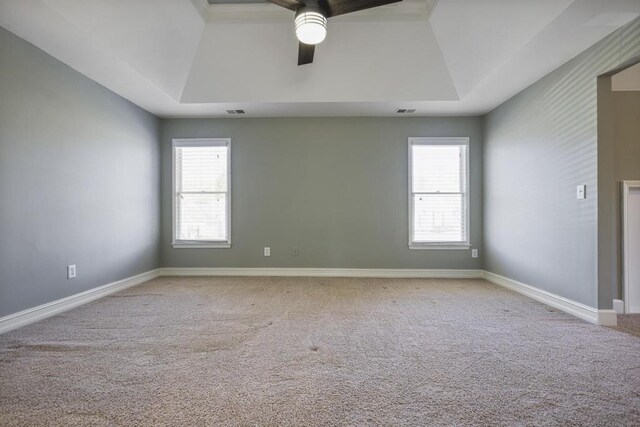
616, 314, 640, 337
1, 277, 639, 426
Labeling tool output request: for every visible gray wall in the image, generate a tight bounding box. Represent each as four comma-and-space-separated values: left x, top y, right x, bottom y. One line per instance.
161, 117, 483, 269
7, 13, 639, 320
598, 76, 640, 308
484, 17, 640, 309
0, 27, 161, 317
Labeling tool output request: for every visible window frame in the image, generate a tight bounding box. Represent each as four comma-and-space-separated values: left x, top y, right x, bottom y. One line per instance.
408, 137, 471, 250
172, 138, 231, 249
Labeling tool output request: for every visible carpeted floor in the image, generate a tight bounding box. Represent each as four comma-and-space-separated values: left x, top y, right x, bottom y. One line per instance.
616, 314, 640, 337
1, 277, 639, 426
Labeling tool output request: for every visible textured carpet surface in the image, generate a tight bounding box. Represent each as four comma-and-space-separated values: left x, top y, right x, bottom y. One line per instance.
1, 277, 639, 426
616, 314, 640, 337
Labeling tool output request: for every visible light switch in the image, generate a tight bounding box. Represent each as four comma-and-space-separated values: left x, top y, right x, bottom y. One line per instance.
576, 185, 586, 200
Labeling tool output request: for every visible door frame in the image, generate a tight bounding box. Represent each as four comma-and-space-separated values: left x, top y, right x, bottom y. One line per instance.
623, 180, 640, 313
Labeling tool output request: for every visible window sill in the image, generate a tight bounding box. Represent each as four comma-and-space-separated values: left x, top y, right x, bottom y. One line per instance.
172, 243, 231, 249
409, 244, 471, 250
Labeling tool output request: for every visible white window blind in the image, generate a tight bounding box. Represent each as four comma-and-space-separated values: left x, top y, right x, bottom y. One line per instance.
172, 139, 230, 247
409, 138, 469, 248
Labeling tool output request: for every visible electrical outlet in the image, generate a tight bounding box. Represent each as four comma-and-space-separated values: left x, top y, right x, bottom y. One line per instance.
264, 247, 271, 257
67, 264, 76, 279
576, 184, 586, 200
292, 247, 299, 257
471, 249, 478, 258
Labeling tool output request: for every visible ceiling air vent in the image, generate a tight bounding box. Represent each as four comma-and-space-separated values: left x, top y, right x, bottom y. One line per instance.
226, 109, 246, 115
396, 108, 416, 114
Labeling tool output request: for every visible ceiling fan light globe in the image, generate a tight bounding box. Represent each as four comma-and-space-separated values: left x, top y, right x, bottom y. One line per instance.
295, 11, 327, 45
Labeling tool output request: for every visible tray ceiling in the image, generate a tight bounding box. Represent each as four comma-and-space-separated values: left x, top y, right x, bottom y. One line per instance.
1, 0, 639, 117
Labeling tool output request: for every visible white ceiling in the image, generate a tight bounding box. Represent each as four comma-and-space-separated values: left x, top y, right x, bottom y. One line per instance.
1, 0, 639, 117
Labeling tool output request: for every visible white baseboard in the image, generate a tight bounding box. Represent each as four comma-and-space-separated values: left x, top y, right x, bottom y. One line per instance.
482, 271, 617, 326
596, 309, 618, 326
2, 267, 616, 334
159, 267, 484, 279
613, 299, 625, 314
0, 269, 161, 334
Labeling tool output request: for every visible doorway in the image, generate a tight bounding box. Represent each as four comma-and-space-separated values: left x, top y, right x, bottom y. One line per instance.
624, 181, 640, 313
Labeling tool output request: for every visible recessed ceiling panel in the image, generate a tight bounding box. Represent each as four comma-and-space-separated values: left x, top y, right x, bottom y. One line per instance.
181, 18, 458, 103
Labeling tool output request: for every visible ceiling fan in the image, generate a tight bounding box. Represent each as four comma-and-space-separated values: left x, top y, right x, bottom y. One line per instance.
266, 0, 403, 65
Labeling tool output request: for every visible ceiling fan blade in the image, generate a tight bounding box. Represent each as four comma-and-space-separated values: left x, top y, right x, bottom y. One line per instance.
319, 0, 402, 18
265, 0, 305, 12
298, 42, 315, 65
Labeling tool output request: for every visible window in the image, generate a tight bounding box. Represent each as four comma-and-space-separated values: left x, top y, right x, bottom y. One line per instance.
172, 139, 231, 248
408, 138, 470, 249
